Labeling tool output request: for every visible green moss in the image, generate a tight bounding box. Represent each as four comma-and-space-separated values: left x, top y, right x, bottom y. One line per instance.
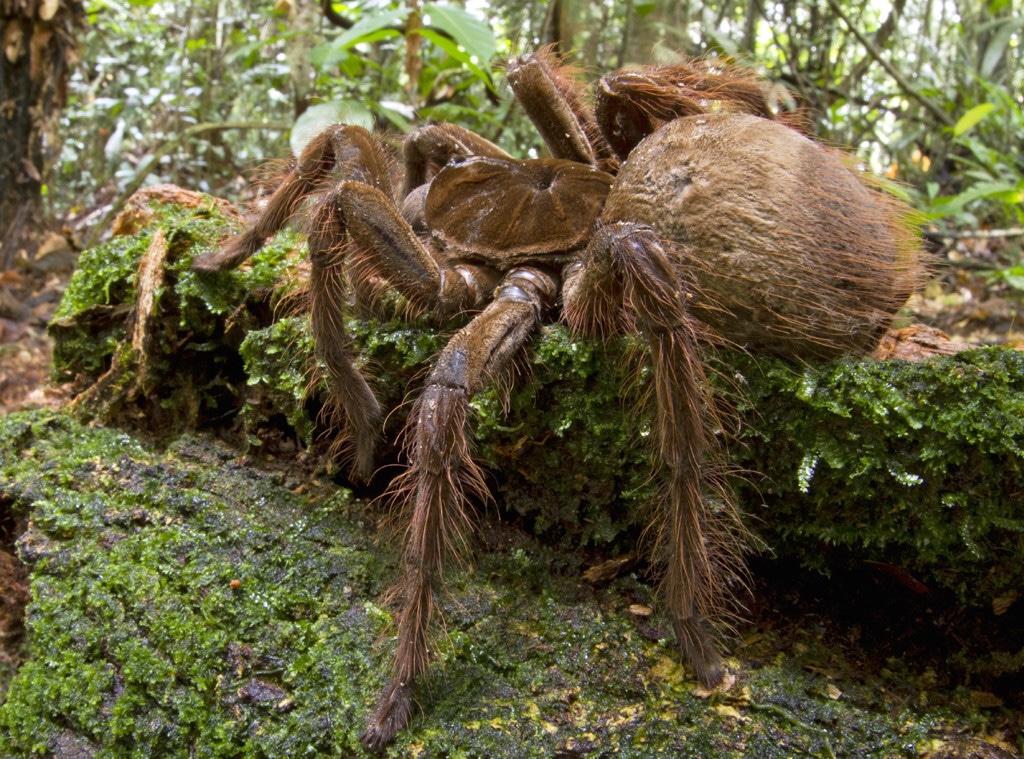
1, 411, 1012, 757
238, 316, 318, 444
727, 349, 1024, 608
49, 233, 152, 380
169, 214, 301, 322
53, 233, 153, 323
48, 197, 305, 434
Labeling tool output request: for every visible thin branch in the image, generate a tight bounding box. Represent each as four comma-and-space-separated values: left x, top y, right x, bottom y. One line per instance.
839, 0, 906, 94
825, 0, 953, 126
924, 227, 1024, 240
84, 121, 290, 249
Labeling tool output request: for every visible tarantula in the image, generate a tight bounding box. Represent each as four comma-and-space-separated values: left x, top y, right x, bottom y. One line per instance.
192, 49, 922, 749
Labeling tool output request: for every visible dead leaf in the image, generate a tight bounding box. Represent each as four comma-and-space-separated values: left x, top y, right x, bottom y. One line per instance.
582, 553, 635, 584
35, 232, 70, 260
4, 23, 24, 64
992, 590, 1019, 616
20, 159, 42, 183
39, 0, 60, 21
0, 317, 29, 343
968, 690, 1004, 709
873, 324, 967, 361
628, 603, 652, 617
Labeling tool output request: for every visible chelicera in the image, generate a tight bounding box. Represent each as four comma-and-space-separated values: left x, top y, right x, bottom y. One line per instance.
192, 49, 922, 749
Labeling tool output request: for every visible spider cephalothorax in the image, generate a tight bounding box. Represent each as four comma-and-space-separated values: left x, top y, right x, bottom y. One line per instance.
192, 49, 922, 749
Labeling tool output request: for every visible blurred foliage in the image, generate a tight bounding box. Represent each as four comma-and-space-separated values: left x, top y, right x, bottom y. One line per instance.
55, 0, 1021, 252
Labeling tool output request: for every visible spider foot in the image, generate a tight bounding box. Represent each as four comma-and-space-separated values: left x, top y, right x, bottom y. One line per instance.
350, 439, 376, 485
361, 679, 413, 752
674, 616, 724, 688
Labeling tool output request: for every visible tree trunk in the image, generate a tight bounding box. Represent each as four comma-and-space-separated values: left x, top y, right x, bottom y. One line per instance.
0, 0, 82, 267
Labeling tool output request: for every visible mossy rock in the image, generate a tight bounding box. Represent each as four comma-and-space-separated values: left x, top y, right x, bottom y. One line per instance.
1, 410, 1020, 757
47, 189, 1024, 677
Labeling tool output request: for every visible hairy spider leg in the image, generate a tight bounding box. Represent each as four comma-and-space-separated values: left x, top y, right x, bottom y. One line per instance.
563, 222, 749, 689
192, 124, 392, 272
307, 179, 501, 480
361, 266, 559, 751
402, 123, 511, 199
595, 63, 812, 160
506, 47, 619, 173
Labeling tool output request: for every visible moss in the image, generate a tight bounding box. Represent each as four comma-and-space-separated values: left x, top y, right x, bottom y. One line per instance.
49, 233, 152, 381
726, 349, 1024, 609
48, 197, 305, 436
1, 411, 1015, 757
238, 316, 318, 445
53, 233, 152, 323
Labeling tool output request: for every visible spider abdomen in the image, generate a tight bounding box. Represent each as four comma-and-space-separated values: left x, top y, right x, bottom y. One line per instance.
603, 112, 922, 358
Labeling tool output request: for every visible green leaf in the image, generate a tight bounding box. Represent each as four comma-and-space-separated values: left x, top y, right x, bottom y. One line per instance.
418, 27, 492, 87
926, 180, 1021, 219
981, 22, 1017, 77
335, 7, 409, 48
290, 101, 373, 157
313, 8, 408, 68
953, 103, 997, 137
422, 4, 497, 69
1000, 266, 1024, 291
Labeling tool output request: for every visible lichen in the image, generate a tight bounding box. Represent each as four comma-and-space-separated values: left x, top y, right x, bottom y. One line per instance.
2, 411, 1015, 756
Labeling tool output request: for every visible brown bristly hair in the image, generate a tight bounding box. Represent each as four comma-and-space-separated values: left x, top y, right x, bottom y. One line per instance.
565, 224, 751, 681
381, 385, 490, 682
600, 57, 813, 141
618, 232, 750, 634
504, 44, 620, 173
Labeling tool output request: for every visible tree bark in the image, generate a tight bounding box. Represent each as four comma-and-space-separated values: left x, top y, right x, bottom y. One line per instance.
0, 0, 82, 267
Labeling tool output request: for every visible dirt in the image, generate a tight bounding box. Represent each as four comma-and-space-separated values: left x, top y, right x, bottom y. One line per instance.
912, 233, 1024, 348
0, 232, 76, 414
0, 505, 28, 688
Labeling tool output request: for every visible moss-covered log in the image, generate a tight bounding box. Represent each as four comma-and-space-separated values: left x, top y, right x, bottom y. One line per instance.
46, 188, 1024, 678
1, 410, 1019, 757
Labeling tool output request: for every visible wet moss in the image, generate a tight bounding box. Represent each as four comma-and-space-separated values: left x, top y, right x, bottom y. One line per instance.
49, 233, 152, 381
238, 316, 319, 446
1, 411, 1014, 757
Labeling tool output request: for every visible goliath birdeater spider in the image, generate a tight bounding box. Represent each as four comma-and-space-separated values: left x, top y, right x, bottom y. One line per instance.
192, 48, 922, 749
